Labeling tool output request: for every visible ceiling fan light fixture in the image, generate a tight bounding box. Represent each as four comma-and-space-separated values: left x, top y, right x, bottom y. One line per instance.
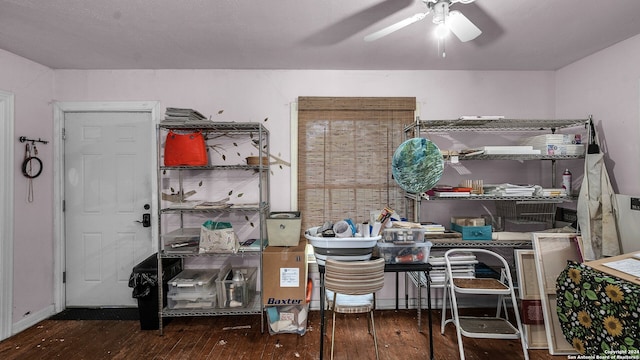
363, 0, 481, 49
431, 1, 449, 25
434, 22, 450, 39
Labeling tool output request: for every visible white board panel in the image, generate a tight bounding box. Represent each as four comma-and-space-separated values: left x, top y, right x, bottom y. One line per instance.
616, 194, 640, 253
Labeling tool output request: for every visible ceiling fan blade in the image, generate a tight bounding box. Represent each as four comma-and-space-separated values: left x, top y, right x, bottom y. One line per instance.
302, 0, 414, 46
364, 12, 428, 42
447, 10, 481, 42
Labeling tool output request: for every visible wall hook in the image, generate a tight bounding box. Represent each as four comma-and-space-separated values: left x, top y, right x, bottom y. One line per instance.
19, 136, 49, 144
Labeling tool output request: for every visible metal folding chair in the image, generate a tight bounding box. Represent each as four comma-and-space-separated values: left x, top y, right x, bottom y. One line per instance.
440, 248, 528, 360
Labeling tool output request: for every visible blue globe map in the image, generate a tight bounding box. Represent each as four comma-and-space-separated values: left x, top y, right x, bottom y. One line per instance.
392, 138, 444, 194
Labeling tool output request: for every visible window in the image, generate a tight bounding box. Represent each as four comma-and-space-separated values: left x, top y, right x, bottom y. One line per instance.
297, 96, 416, 231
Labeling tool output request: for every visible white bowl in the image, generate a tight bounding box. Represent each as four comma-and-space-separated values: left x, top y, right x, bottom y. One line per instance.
304, 226, 381, 249
305, 226, 381, 265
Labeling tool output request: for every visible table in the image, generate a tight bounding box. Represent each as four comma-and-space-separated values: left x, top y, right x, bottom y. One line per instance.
584, 251, 640, 286
318, 262, 433, 360
556, 260, 640, 355
384, 263, 432, 333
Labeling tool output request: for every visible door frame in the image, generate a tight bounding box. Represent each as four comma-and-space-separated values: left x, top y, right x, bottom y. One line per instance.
53, 101, 160, 311
0, 90, 15, 340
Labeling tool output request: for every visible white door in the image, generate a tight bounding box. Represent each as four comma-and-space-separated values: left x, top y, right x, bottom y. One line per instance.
64, 111, 153, 307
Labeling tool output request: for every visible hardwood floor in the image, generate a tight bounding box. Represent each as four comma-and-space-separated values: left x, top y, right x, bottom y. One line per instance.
0, 309, 562, 360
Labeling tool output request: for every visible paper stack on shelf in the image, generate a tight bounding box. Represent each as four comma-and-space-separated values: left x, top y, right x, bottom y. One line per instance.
519, 134, 585, 155
423, 250, 478, 286
482, 145, 541, 155
430, 185, 472, 198
488, 183, 537, 197
163, 107, 208, 124
423, 223, 445, 233
540, 188, 567, 197
432, 191, 471, 197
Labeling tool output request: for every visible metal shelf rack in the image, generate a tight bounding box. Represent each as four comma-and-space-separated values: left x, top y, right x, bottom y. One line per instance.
404, 116, 589, 227
406, 118, 587, 133
156, 121, 270, 335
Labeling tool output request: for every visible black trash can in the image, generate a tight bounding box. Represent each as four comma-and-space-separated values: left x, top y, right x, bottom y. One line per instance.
129, 253, 182, 330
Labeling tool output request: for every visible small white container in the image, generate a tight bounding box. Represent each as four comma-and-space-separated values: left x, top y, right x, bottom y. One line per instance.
267, 211, 301, 246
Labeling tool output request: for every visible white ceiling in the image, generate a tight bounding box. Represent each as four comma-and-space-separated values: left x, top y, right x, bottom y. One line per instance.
2, 0, 640, 71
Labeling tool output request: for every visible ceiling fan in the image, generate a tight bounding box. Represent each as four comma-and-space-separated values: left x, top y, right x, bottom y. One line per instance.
364, 0, 481, 44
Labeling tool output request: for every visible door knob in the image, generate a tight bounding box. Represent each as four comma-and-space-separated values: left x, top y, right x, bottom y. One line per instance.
136, 213, 151, 227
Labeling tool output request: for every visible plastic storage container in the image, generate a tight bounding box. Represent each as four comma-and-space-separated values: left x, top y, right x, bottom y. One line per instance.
168, 290, 217, 309
162, 227, 200, 254
216, 267, 257, 308
129, 253, 182, 330
381, 228, 428, 243
166, 269, 219, 309
377, 241, 433, 264
168, 269, 218, 294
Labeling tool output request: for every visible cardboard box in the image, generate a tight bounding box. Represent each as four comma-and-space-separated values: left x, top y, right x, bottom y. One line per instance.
262, 243, 311, 306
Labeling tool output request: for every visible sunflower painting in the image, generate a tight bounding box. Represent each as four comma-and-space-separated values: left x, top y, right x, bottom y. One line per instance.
556, 261, 640, 355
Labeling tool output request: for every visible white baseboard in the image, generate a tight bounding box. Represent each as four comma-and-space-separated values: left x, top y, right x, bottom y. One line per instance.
12, 304, 56, 336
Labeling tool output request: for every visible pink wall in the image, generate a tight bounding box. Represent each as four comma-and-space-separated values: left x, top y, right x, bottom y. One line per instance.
0, 49, 55, 324
556, 33, 640, 196
10, 46, 631, 328
53, 69, 559, 218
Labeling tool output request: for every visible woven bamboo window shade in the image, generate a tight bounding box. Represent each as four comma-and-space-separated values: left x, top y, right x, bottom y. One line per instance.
297, 96, 416, 231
